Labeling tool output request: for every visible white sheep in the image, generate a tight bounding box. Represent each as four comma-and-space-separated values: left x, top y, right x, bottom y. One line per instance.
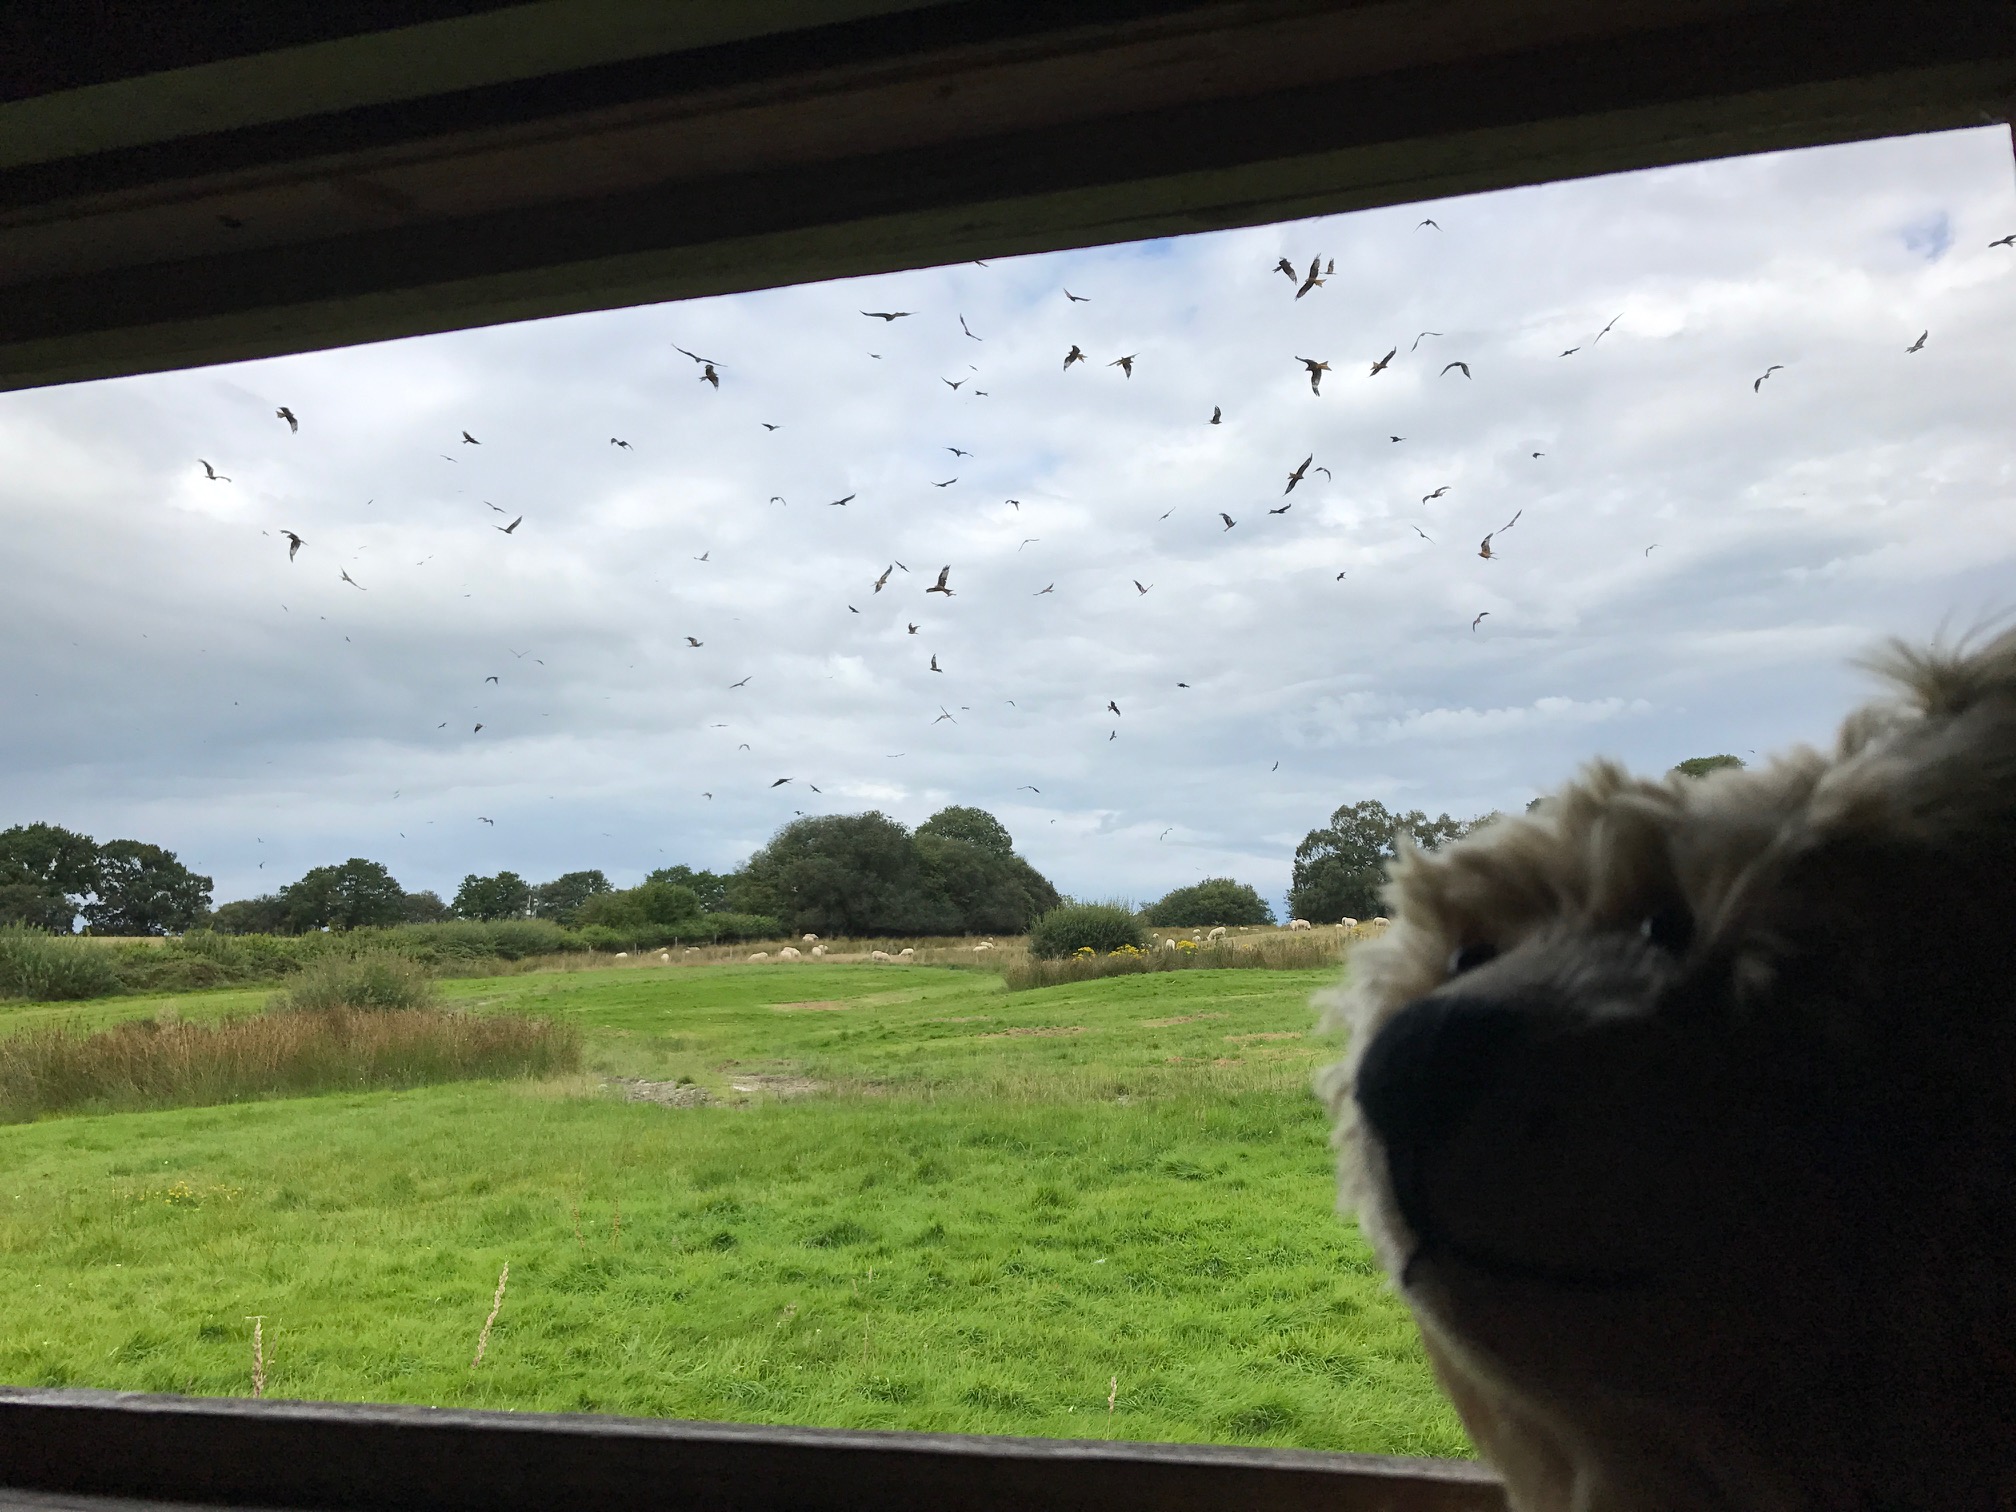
1339, 917, 1359, 930
1207, 926, 1227, 941
747, 951, 770, 962
870, 950, 893, 962
898, 947, 915, 958
1371, 915, 1390, 926
802, 933, 819, 942
972, 941, 995, 952
778, 946, 801, 960
613, 951, 629, 959
658, 952, 671, 963
811, 944, 827, 957
1289, 919, 1312, 931
1161, 938, 1177, 950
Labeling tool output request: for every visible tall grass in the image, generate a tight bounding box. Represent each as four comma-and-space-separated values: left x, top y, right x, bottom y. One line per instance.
276, 952, 438, 1013
0, 1009, 580, 1122
1002, 932, 1347, 990
0, 926, 123, 1001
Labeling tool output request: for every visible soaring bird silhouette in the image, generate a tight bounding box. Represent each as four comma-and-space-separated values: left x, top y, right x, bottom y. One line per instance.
1906, 330, 1928, 353
281, 531, 305, 561
1295, 356, 1330, 394
861, 310, 912, 320
946, 446, 971, 457
685, 636, 703, 647
275, 406, 298, 432
1063, 345, 1087, 370
1992, 234, 2016, 247
1593, 313, 1622, 343
1133, 580, 1152, 595
1210, 406, 1222, 424
932, 477, 957, 488
1442, 361, 1471, 378
1418, 218, 1440, 230
461, 431, 480, 445
485, 675, 499, 684
908, 621, 922, 632
1107, 701, 1121, 716
1412, 332, 1443, 351
1294, 256, 1325, 299
1064, 289, 1091, 302
960, 315, 982, 340
873, 565, 893, 593
926, 566, 954, 596
1369, 347, 1396, 376
1033, 585, 1054, 596
340, 570, 365, 590
1422, 486, 1450, 502
699, 364, 719, 387
496, 515, 523, 534
771, 778, 792, 787
1478, 509, 1523, 559
1110, 354, 1136, 377
610, 437, 631, 448
1273, 258, 1297, 280
1219, 512, 1237, 530
1472, 612, 1488, 631
1753, 365, 1784, 392
1268, 504, 1292, 515
929, 653, 942, 672
827, 494, 855, 507
1285, 454, 1313, 493
942, 378, 966, 391
730, 677, 751, 688
199, 459, 230, 481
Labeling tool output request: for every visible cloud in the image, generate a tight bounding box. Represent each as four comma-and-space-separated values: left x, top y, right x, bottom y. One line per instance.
1, 128, 2013, 915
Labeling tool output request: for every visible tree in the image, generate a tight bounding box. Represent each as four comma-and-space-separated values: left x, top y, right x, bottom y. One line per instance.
0, 822, 99, 931
82, 840, 212, 935
402, 889, 451, 923
454, 871, 533, 921
915, 806, 1014, 858
578, 881, 703, 929
531, 869, 612, 924
1671, 754, 1745, 779
280, 859, 407, 932
1144, 877, 1275, 927
209, 895, 290, 934
735, 813, 956, 936
1289, 801, 1480, 923
642, 865, 727, 914
914, 831, 1061, 934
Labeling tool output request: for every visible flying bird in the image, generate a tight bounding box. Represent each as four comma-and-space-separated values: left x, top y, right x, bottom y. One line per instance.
672, 344, 718, 366
931, 477, 957, 488
771, 778, 792, 787
1219, 512, 1236, 530
1906, 330, 1928, 353
1268, 504, 1292, 515
1472, 612, 1488, 631
461, 431, 480, 445
1369, 347, 1396, 376
873, 565, 893, 593
1294, 356, 1330, 394
694, 551, 710, 562
942, 378, 966, 391
484, 501, 507, 512
1411, 524, 1432, 542
1133, 580, 1151, 595
1753, 364, 1784, 392
473, 724, 484, 733
275, 406, 298, 432
686, 636, 703, 647
1018, 785, 1040, 792
1295, 256, 1325, 298
1107, 701, 1121, 716
1422, 486, 1450, 502
496, 515, 523, 534
1033, 585, 1053, 596
861, 310, 912, 320
1064, 289, 1091, 302
929, 653, 942, 672
610, 437, 631, 448
1018, 538, 1040, 550
1063, 345, 1087, 369
946, 446, 971, 457
1411, 331, 1442, 351
926, 566, 954, 596
1390, 434, 1405, 443
1210, 406, 1222, 424
199, 459, 230, 481
1442, 361, 1471, 378
699, 364, 719, 387
1417, 218, 1440, 230
485, 675, 498, 684
827, 494, 854, 507
959, 315, 982, 340
280, 531, 303, 560
1335, 571, 1347, 580
1561, 346, 1580, 357
730, 677, 751, 688
848, 605, 860, 614
1285, 454, 1313, 493
1110, 354, 1136, 377
1991, 234, 2016, 247
1593, 313, 1622, 343
340, 569, 364, 590
1478, 509, 1523, 559
479, 816, 494, 824
761, 423, 780, 431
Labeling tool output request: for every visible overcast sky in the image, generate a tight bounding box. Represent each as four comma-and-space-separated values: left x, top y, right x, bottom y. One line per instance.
4, 126, 2014, 915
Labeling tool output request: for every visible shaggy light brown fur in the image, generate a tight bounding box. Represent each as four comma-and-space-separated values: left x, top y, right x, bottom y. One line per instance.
1321, 630, 2016, 1512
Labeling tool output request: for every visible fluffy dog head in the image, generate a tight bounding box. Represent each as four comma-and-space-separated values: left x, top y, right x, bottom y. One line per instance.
1321, 632, 2016, 1512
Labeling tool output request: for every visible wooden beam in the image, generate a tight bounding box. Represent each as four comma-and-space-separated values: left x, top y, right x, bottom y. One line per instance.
0, 1, 2009, 391
0, 1388, 1506, 1512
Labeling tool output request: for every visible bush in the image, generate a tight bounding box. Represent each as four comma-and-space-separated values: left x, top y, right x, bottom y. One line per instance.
1027, 903, 1146, 960
0, 926, 123, 1001
0, 1007, 581, 1122
1003, 931, 1347, 989
276, 953, 438, 1013
1143, 878, 1275, 927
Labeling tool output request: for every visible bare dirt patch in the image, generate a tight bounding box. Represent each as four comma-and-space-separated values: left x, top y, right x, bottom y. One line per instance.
1141, 1012, 1226, 1028
610, 1078, 715, 1108
977, 1026, 1087, 1039
771, 1000, 848, 1012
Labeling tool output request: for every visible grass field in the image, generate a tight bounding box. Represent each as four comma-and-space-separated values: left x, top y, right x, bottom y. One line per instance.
0, 962, 1465, 1456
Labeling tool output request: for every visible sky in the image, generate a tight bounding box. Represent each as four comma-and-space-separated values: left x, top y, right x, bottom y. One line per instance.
3, 125, 2014, 917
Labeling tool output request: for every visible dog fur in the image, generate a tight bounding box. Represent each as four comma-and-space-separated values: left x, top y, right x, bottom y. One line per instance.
1320, 631, 2016, 1512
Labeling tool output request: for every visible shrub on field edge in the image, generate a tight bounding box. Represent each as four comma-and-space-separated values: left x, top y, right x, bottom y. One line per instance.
277, 952, 439, 1013
0, 925, 123, 1001
1027, 903, 1146, 960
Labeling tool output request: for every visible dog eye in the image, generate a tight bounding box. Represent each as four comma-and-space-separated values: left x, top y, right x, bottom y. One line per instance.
1447, 941, 1499, 976
1640, 907, 1694, 954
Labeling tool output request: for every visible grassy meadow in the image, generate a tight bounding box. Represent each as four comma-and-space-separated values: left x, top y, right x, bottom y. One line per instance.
0, 960, 1464, 1456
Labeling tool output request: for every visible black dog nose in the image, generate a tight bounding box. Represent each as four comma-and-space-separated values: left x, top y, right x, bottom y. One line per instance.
1355, 994, 1535, 1169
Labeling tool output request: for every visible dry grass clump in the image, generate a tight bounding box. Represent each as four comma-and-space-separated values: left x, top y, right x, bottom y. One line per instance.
0, 1007, 580, 1122
275, 951, 439, 1013
0, 925, 123, 1001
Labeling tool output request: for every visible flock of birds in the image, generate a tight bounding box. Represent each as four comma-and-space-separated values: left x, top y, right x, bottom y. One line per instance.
177, 213, 2016, 838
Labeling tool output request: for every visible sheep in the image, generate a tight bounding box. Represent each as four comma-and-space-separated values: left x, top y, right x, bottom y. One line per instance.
898, 947, 915, 958
1207, 926, 1227, 941
778, 946, 801, 960
1370, 915, 1390, 926
614, 951, 629, 959
870, 950, 893, 962
1161, 938, 1178, 950
811, 944, 826, 957
747, 951, 770, 961
972, 941, 995, 952
1339, 917, 1359, 930
802, 933, 819, 943
658, 952, 671, 963
1289, 919, 1313, 931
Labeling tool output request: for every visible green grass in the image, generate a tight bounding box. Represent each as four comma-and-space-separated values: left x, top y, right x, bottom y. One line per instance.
0, 963, 1463, 1456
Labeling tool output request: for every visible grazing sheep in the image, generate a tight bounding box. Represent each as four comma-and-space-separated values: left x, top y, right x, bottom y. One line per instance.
802, 933, 818, 942
684, 946, 699, 953
972, 941, 995, 952
778, 946, 801, 960
1370, 915, 1390, 926
613, 951, 629, 959
1289, 919, 1313, 931
1161, 938, 1178, 950
898, 947, 915, 958
1207, 926, 1228, 941
870, 950, 893, 962
1339, 917, 1358, 930
811, 945, 826, 957
658, 952, 671, 963
746, 951, 769, 962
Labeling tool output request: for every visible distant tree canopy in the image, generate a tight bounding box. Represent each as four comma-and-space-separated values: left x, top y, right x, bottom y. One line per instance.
401, 889, 452, 923
1289, 800, 1483, 923
1144, 878, 1275, 927
454, 870, 533, 921
530, 869, 612, 924
644, 865, 729, 914
0, 824, 212, 935
1671, 754, 1746, 779
577, 880, 703, 929
733, 808, 1058, 936
209, 895, 290, 935
280, 858, 406, 932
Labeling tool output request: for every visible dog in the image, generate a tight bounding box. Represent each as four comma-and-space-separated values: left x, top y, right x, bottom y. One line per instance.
1320, 631, 2016, 1512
